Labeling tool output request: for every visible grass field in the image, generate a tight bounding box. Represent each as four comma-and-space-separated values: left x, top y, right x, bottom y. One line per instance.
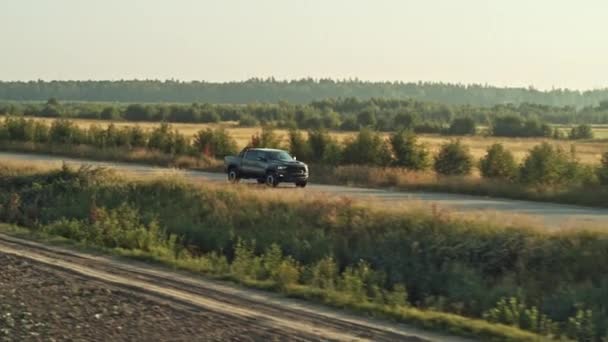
28, 117, 608, 165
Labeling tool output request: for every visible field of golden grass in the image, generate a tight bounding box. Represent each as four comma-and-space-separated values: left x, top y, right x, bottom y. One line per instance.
28, 117, 607, 164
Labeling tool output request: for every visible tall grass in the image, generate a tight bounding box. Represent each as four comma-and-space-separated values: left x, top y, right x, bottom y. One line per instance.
0, 163, 606, 340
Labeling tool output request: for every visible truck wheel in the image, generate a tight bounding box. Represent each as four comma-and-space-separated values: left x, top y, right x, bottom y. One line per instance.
227, 168, 240, 183
296, 181, 307, 188
265, 173, 279, 187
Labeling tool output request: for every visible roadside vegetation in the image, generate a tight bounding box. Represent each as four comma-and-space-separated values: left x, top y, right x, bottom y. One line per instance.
2, 164, 608, 340
1, 117, 607, 207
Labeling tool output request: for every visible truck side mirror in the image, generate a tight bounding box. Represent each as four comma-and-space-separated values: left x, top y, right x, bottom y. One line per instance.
293, 156, 297, 160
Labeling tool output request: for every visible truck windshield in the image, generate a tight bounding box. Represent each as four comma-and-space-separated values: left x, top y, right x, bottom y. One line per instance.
267, 151, 293, 161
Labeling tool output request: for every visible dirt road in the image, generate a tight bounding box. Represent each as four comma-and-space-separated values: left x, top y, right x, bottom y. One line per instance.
0, 234, 468, 342
1, 151, 608, 228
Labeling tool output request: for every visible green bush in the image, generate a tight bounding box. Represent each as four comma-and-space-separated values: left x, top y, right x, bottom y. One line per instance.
519, 143, 583, 186
249, 126, 282, 149
569, 124, 594, 140
492, 115, 552, 138
598, 152, 608, 185
287, 129, 312, 162
192, 128, 238, 158
433, 140, 474, 175
342, 128, 392, 166
307, 129, 342, 164
483, 297, 558, 336
389, 130, 430, 170
447, 117, 476, 135
479, 143, 518, 180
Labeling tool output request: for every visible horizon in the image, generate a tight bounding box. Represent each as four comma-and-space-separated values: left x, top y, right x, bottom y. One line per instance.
1, 78, 607, 93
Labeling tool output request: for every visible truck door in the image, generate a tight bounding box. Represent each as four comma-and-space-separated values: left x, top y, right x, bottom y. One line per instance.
241, 150, 259, 177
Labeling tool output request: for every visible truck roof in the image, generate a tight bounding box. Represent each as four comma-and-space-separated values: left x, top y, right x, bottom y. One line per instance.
246, 148, 287, 152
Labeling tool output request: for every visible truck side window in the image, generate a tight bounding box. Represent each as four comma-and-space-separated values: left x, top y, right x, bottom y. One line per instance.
244, 151, 258, 160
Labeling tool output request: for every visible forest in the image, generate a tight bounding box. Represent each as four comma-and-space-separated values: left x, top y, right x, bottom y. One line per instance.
1, 79, 608, 107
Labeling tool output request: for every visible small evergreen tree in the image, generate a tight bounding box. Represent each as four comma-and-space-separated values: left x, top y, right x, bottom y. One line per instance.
389, 130, 430, 170
434, 140, 474, 176
479, 143, 518, 180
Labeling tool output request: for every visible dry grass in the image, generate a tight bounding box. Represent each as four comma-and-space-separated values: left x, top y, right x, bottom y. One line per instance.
27, 117, 607, 164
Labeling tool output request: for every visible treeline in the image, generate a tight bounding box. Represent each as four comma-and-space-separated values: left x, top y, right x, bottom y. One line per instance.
1, 117, 605, 190
1, 165, 607, 340
2, 79, 608, 107
1, 98, 608, 137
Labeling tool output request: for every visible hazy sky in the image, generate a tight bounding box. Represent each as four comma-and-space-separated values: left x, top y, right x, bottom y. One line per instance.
1, 0, 607, 89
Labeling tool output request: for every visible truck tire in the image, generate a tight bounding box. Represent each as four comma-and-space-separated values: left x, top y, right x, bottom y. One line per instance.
227, 167, 240, 183
296, 181, 307, 188
265, 173, 279, 187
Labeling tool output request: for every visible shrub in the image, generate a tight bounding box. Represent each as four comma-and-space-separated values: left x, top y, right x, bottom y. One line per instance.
357, 109, 377, 128
310, 257, 339, 290
192, 128, 238, 158
492, 115, 552, 137
569, 124, 594, 140
238, 114, 259, 127
433, 140, 474, 176
389, 130, 430, 170
414, 122, 444, 134
308, 129, 342, 164
100, 106, 121, 120
447, 117, 476, 135
483, 297, 557, 336
287, 129, 312, 162
566, 308, 596, 341
479, 143, 518, 180
339, 117, 358, 131
392, 112, 417, 131
49, 119, 86, 144
519, 143, 583, 186
148, 123, 190, 154
250, 127, 282, 149
598, 152, 608, 185
342, 128, 392, 166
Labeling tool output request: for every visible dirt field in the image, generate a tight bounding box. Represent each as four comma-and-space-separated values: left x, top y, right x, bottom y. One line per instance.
0, 252, 291, 341
22, 117, 608, 164
0, 233, 448, 342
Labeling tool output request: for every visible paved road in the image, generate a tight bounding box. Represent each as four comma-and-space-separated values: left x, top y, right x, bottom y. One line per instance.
2, 151, 608, 228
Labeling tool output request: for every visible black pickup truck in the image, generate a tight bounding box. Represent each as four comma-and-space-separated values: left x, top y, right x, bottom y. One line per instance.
224, 148, 309, 187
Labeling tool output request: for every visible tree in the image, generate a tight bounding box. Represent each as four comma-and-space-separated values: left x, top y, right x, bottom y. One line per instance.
389, 130, 429, 170
250, 127, 282, 148
193, 128, 238, 158
307, 129, 342, 164
597, 152, 608, 185
569, 124, 594, 140
519, 142, 579, 186
447, 117, 476, 135
342, 128, 392, 166
434, 140, 474, 176
479, 144, 517, 180
393, 113, 416, 131
287, 130, 311, 161
357, 110, 377, 128
100, 106, 121, 120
